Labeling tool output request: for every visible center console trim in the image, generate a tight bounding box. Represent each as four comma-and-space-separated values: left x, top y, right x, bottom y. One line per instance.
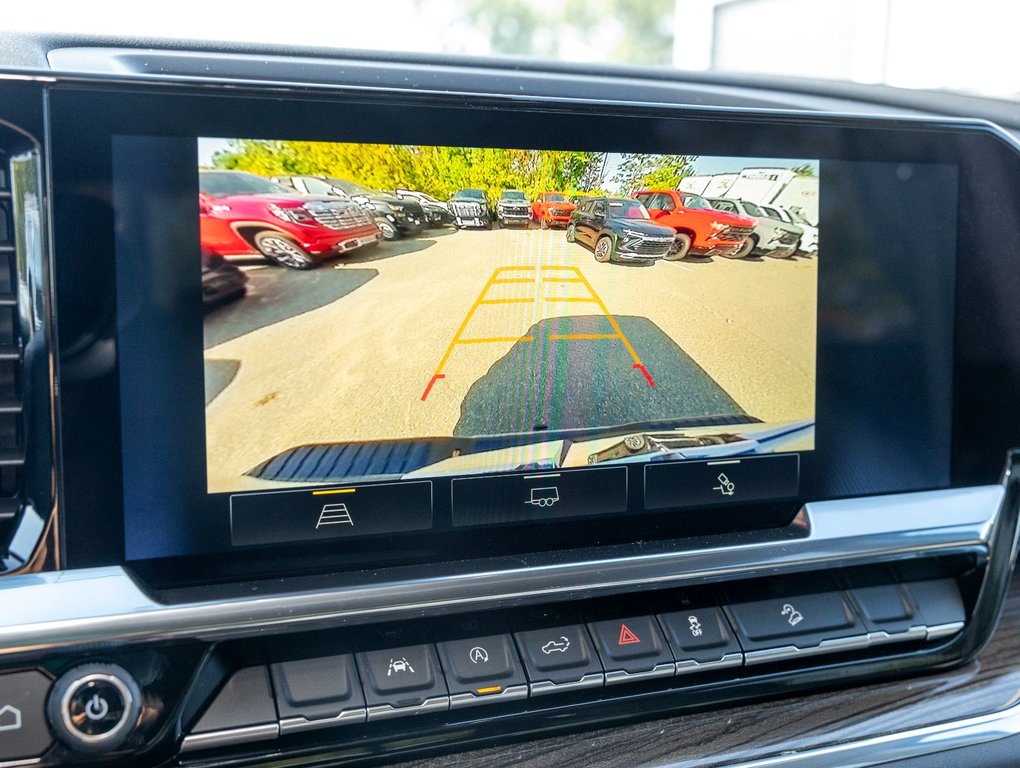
0, 484, 1003, 658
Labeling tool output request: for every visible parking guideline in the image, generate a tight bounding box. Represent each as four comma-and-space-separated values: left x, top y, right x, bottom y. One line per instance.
420, 264, 654, 401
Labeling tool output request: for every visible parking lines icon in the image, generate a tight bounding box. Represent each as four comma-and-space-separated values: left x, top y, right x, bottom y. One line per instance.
316, 503, 354, 529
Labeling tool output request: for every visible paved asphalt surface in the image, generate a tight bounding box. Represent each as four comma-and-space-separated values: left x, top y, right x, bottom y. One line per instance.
203, 227, 817, 493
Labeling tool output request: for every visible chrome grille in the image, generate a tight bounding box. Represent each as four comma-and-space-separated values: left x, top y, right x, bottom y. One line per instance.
452, 201, 484, 217
501, 205, 530, 216
305, 203, 372, 230
624, 236, 674, 256
721, 225, 754, 240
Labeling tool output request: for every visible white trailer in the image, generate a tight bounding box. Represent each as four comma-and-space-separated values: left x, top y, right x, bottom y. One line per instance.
772, 175, 819, 225
723, 167, 797, 205
678, 175, 710, 195
679, 173, 737, 197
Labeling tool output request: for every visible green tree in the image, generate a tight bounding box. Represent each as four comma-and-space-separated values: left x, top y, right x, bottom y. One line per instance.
464, 0, 673, 65
212, 140, 608, 202
612, 154, 696, 192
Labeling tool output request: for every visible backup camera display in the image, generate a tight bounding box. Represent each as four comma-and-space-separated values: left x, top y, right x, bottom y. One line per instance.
199, 138, 818, 495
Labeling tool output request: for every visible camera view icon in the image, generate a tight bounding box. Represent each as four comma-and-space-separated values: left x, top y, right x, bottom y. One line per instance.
526, 487, 560, 508
316, 503, 354, 529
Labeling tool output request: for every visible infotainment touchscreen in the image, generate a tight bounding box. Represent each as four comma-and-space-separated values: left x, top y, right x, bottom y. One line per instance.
103, 104, 957, 565
198, 138, 818, 507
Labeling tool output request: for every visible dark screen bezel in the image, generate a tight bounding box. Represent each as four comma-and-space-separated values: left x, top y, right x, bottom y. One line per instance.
47, 82, 1020, 585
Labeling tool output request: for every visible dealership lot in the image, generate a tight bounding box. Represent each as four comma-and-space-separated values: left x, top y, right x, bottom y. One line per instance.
204, 227, 817, 493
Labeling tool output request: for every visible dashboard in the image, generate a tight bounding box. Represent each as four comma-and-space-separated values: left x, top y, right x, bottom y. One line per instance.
0, 36, 1019, 768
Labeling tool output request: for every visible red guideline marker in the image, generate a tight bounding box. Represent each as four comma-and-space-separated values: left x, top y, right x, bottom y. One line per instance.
632, 363, 655, 388
420, 374, 445, 401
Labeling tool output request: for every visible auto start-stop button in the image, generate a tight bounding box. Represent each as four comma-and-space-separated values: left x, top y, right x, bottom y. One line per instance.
47, 664, 141, 753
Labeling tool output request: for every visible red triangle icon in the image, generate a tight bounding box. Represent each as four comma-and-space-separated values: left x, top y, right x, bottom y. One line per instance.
618, 624, 641, 645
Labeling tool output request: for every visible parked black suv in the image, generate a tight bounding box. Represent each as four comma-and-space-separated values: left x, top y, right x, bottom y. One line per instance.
449, 188, 493, 229
496, 189, 532, 227
393, 188, 452, 227
566, 197, 676, 263
276, 175, 427, 240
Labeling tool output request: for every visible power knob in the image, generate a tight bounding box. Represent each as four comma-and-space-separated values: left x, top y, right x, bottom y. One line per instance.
46, 664, 142, 753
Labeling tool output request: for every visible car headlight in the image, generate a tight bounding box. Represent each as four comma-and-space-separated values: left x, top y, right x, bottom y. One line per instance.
268, 204, 313, 223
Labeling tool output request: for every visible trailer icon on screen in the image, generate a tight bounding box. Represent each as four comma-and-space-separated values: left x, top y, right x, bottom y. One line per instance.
526, 487, 560, 508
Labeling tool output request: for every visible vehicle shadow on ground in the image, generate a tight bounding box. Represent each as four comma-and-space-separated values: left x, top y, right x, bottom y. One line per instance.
454, 314, 748, 436
341, 236, 439, 264
203, 267, 379, 348
205, 359, 240, 405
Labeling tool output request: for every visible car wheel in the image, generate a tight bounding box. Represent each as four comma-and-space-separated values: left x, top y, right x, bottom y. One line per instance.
252, 232, 319, 270
376, 219, 400, 240
665, 232, 692, 261
540, 217, 549, 230
594, 235, 614, 263
730, 236, 755, 259
565, 223, 577, 243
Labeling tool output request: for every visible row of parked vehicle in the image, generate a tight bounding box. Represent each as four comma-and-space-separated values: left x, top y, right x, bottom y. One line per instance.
565, 188, 818, 264
198, 170, 818, 284
435, 185, 818, 264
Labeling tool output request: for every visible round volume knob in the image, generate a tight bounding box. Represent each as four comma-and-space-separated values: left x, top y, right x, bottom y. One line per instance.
47, 663, 142, 753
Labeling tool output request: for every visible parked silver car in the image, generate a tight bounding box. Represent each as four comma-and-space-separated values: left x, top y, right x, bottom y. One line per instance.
708, 197, 803, 258
763, 203, 818, 256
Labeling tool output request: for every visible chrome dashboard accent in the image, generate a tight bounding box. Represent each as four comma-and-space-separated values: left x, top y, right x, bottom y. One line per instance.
742, 635, 871, 666
0, 485, 1003, 657
604, 663, 676, 686
723, 697, 1020, 768
529, 673, 605, 697
278, 707, 367, 734
674, 652, 744, 675
926, 621, 966, 641
365, 696, 449, 722
179, 723, 279, 754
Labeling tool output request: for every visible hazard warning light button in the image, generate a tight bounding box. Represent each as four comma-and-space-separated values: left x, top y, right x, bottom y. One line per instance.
587, 616, 675, 683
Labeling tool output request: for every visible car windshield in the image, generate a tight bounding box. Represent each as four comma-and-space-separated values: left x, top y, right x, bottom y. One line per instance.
544, 193, 568, 202
5, 3, 1017, 103
680, 194, 714, 210
741, 201, 765, 217
608, 199, 650, 220
459, 189, 486, 199
502, 191, 527, 200
329, 178, 375, 196
199, 172, 289, 197
298, 177, 339, 195
761, 206, 782, 219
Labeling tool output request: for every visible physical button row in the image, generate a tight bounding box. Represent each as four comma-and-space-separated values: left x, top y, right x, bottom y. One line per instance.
180, 577, 966, 753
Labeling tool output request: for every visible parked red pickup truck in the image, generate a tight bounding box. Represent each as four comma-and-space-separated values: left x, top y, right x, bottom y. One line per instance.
199, 171, 381, 269
531, 192, 577, 229
632, 189, 755, 259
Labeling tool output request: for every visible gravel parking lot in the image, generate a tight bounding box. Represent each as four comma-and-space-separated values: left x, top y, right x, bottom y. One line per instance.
204, 227, 817, 493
